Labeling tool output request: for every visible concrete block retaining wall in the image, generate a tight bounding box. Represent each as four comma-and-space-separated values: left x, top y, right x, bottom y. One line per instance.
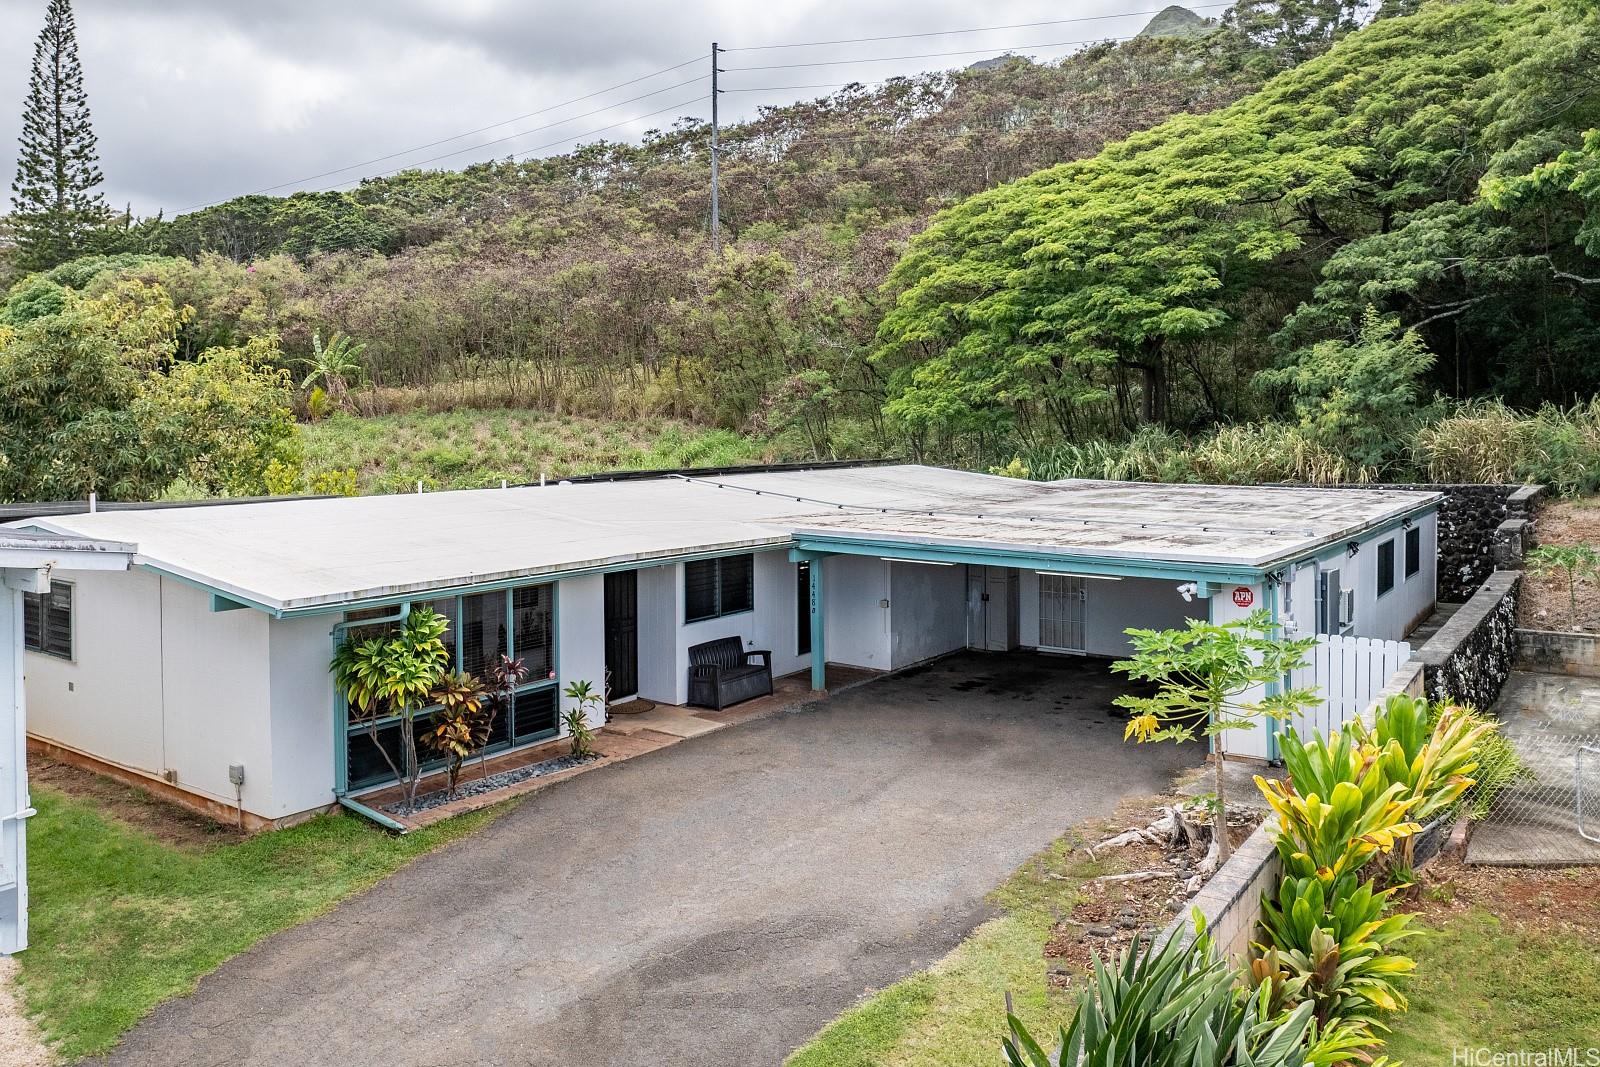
1515, 628, 1600, 678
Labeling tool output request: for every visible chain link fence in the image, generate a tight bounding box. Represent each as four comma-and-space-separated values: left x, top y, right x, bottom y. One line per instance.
1463, 725, 1600, 867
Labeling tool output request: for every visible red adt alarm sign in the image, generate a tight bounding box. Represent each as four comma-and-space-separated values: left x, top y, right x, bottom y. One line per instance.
1231, 586, 1255, 608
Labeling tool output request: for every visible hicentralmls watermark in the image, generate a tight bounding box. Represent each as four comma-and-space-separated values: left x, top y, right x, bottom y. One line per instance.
1453, 1049, 1600, 1066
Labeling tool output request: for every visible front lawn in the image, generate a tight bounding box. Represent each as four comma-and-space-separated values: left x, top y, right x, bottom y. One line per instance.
17, 777, 510, 1060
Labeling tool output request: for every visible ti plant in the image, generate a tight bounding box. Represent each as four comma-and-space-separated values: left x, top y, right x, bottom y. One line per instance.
1358, 695, 1488, 825
329, 607, 450, 814
482, 654, 530, 768
1525, 543, 1600, 630
1003, 924, 1317, 1067
1257, 873, 1416, 1028
1116, 608, 1318, 861
418, 670, 489, 798
562, 679, 601, 759
1256, 728, 1422, 888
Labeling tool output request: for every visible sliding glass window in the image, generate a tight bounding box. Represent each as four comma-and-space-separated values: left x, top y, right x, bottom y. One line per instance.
342, 582, 559, 790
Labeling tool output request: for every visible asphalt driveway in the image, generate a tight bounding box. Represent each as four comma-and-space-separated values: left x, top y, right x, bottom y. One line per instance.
103, 652, 1197, 1067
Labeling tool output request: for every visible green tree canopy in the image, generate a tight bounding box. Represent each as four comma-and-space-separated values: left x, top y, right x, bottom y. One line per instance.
875, 0, 1596, 448
0, 280, 299, 501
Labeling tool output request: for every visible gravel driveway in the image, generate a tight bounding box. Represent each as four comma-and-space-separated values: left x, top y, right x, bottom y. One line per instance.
101, 652, 1196, 1066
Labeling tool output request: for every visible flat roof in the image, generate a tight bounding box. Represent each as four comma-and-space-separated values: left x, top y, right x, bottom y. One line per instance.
788, 478, 1438, 570
13, 466, 1437, 615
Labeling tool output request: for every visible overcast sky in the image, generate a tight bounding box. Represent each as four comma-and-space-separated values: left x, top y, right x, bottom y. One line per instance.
0, 0, 1194, 217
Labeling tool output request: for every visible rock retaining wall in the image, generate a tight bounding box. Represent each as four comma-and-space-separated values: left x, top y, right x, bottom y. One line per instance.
1414, 571, 1523, 711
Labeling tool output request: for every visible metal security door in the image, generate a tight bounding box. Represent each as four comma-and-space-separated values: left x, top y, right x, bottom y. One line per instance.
603, 570, 639, 701
1038, 574, 1087, 653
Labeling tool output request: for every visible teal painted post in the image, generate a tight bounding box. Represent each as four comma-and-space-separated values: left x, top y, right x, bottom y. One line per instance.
1264, 580, 1282, 763
809, 556, 826, 691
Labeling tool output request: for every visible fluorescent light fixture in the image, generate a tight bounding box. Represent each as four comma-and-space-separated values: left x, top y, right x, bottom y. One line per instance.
881, 557, 955, 566
1035, 570, 1123, 581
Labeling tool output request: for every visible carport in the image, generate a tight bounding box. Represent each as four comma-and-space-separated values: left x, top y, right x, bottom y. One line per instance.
787, 479, 1442, 760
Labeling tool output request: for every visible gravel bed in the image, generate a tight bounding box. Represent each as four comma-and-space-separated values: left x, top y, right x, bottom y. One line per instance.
385, 753, 599, 815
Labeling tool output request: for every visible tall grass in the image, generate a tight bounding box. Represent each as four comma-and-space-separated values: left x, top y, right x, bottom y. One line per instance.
1014, 424, 1373, 486
1414, 399, 1600, 495
1008, 404, 1600, 495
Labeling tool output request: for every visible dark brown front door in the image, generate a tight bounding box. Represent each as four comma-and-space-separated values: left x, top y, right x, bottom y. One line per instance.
604, 570, 639, 700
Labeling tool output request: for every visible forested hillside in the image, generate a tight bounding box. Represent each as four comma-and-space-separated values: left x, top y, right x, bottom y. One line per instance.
3, 0, 1599, 500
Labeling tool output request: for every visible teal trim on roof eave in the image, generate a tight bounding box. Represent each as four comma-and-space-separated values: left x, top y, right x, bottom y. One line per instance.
790, 534, 1266, 585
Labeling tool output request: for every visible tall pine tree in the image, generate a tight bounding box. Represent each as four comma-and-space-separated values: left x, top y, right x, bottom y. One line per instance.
9, 0, 106, 272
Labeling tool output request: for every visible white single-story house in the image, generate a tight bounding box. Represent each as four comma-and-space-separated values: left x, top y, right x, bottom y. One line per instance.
0, 529, 135, 953
10, 465, 1439, 829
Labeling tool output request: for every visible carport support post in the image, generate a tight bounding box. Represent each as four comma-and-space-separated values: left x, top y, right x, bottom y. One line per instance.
809, 555, 826, 691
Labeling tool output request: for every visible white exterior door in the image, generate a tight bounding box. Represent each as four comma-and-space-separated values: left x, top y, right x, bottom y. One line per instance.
1038, 574, 1087, 653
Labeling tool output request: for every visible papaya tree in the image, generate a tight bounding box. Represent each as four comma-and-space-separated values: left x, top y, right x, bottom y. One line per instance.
1114, 608, 1317, 861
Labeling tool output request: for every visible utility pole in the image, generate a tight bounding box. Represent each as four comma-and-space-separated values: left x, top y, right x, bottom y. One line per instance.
710, 41, 722, 255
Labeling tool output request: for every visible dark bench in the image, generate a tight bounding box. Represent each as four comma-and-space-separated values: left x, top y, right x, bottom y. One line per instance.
687, 637, 773, 710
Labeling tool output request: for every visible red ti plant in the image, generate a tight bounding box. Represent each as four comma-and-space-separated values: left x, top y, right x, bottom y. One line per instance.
483, 654, 530, 766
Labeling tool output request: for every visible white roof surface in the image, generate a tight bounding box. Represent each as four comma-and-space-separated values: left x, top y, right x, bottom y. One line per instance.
15, 466, 1437, 614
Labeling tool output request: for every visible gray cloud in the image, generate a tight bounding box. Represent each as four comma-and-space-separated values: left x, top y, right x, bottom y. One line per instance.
1, 0, 1164, 216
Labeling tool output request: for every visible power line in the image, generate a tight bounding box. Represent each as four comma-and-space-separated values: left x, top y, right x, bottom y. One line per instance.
331, 94, 710, 189
723, 34, 1144, 72
721, 3, 1231, 51
321, 79, 707, 184
176, 54, 706, 212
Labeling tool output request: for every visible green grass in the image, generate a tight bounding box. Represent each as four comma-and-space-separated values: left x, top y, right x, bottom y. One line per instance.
17, 784, 511, 1060
785, 832, 1114, 1067
300, 410, 788, 494
1387, 906, 1600, 1061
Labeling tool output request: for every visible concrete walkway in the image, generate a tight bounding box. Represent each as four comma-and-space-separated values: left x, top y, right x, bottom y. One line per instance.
101, 653, 1196, 1067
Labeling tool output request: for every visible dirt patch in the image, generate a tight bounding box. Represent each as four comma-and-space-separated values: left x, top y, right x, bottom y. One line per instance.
28, 754, 246, 850
1408, 858, 1600, 935
1041, 798, 1261, 984
1520, 497, 1600, 631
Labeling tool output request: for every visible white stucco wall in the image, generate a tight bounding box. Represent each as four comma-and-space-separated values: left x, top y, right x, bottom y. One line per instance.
1018, 572, 1200, 658
157, 582, 273, 814
27, 570, 276, 816
558, 574, 607, 727
888, 561, 967, 669
268, 613, 337, 820
25, 568, 165, 776
635, 563, 678, 704
1279, 510, 1437, 643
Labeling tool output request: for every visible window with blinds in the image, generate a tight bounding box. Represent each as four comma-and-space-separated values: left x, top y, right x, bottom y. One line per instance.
684, 554, 754, 623
23, 581, 73, 660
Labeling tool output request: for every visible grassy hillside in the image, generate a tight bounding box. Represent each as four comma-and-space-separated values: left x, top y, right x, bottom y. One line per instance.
300, 411, 785, 493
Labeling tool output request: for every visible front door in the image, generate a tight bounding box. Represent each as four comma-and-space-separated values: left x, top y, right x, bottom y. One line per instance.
796, 561, 811, 656
1038, 574, 1087, 653
604, 570, 639, 701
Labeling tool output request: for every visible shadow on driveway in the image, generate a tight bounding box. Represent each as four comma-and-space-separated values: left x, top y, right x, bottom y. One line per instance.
102, 652, 1197, 1067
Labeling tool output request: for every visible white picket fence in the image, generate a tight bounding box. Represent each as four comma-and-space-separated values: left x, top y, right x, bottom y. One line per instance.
1286, 634, 1413, 743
